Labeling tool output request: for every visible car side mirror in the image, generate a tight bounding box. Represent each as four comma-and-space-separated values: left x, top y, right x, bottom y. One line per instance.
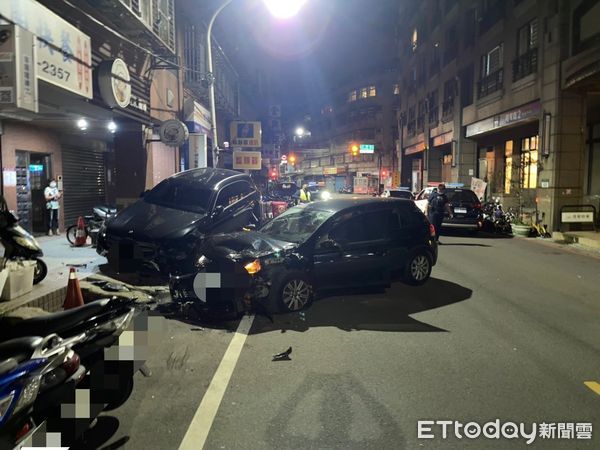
244, 223, 257, 230
320, 239, 341, 251
211, 205, 224, 218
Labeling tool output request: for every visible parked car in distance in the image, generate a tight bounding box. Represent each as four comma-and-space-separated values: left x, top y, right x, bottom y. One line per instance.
414, 187, 483, 233
382, 189, 415, 200
96, 168, 262, 275
169, 197, 438, 316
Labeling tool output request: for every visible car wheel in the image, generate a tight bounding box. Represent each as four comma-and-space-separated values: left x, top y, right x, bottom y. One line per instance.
403, 252, 432, 286
271, 272, 314, 313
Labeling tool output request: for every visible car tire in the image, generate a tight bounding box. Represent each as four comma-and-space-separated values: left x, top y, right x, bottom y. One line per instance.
269, 271, 314, 313
403, 251, 432, 286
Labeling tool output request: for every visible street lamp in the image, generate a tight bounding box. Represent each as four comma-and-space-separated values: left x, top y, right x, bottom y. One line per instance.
207, 0, 306, 168
295, 127, 305, 137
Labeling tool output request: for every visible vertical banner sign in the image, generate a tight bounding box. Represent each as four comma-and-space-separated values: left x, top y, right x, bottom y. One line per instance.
0, 0, 93, 99
188, 134, 208, 169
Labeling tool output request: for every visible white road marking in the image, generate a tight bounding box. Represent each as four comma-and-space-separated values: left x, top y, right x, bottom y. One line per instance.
178, 314, 255, 450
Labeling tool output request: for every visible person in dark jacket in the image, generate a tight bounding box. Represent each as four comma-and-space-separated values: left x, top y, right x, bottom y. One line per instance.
427, 184, 453, 244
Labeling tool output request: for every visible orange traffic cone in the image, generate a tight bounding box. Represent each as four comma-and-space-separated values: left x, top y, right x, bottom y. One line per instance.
74, 216, 86, 247
63, 268, 84, 310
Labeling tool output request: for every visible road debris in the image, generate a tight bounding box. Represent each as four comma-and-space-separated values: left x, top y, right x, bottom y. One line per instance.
272, 347, 292, 361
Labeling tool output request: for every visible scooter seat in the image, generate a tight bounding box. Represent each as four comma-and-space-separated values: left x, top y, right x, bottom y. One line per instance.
0, 299, 111, 340
0, 336, 44, 364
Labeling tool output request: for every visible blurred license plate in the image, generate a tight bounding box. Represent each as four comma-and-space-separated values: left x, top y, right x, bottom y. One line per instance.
454, 207, 467, 214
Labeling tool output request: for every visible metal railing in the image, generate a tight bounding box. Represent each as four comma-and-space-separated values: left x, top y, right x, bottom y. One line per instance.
478, 68, 504, 99
512, 48, 538, 82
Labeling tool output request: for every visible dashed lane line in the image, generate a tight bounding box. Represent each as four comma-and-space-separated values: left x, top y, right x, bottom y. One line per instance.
178, 314, 255, 450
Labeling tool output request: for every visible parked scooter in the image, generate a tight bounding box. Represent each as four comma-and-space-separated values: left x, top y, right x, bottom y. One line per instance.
482, 198, 512, 234
0, 333, 86, 449
0, 298, 142, 420
0, 196, 47, 285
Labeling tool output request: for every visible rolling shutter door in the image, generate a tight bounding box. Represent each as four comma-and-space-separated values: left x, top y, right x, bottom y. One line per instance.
61, 146, 107, 227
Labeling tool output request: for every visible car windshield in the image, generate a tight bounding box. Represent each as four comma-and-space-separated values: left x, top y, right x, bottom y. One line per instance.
143, 179, 213, 214
447, 190, 479, 204
259, 206, 335, 243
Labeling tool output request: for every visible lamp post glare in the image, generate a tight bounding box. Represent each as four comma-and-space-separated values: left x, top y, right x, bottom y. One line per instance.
295, 127, 305, 137
263, 0, 307, 19
207, 0, 306, 167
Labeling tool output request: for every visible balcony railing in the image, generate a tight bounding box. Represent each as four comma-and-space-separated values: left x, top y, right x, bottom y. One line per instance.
428, 106, 439, 125
512, 48, 538, 82
478, 68, 504, 99
416, 116, 425, 133
442, 98, 454, 122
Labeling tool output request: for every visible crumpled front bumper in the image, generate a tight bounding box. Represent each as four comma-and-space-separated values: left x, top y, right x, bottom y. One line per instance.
169, 264, 270, 317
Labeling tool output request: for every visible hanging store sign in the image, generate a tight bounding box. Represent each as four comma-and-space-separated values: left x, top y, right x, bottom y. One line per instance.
0, 0, 92, 99
323, 167, 338, 175
233, 151, 262, 170
0, 24, 37, 115
230, 121, 262, 147
360, 144, 375, 154
405, 141, 426, 155
159, 119, 189, 147
98, 58, 131, 108
466, 101, 541, 137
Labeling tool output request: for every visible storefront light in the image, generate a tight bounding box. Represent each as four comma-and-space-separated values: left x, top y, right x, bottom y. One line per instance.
77, 119, 88, 131
108, 121, 117, 133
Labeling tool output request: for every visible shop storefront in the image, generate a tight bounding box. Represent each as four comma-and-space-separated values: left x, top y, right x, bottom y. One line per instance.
403, 141, 426, 192
428, 130, 454, 184
465, 101, 541, 209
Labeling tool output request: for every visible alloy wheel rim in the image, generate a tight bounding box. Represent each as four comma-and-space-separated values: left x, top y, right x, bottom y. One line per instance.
282, 279, 311, 311
410, 255, 429, 281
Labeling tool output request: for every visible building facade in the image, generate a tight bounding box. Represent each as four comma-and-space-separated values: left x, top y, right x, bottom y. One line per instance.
303, 67, 401, 192
396, 0, 600, 230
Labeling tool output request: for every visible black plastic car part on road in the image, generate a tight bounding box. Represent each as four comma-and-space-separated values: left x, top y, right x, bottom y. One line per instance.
170, 197, 438, 316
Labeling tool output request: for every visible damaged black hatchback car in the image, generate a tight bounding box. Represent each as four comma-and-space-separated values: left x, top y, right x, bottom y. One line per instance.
96, 168, 262, 275
169, 197, 438, 316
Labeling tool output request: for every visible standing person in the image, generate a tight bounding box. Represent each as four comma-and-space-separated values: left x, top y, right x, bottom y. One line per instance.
44, 179, 61, 236
427, 183, 452, 244
298, 183, 312, 204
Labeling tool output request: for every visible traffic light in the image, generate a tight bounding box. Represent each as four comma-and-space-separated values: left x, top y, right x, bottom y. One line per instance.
381, 170, 388, 178
350, 144, 359, 157
270, 167, 278, 179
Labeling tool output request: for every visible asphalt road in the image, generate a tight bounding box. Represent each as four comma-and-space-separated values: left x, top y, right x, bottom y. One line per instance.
75, 233, 600, 450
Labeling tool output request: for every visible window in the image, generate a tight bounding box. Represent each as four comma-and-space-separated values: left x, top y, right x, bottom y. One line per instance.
348, 90, 357, 102
368, 85, 377, 97
513, 18, 538, 81
412, 27, 418, 51
393, 84, 400, 95
517, 19, 538, 56
428, 90, 438, 124
463, 8, 476, 48
360, 87, 368, 99
444, 26, 458, 64
215, 181, 255, 208
479, 44, 504, 98
329, 210, 400, 244
504, 140, 513, 194
481, 44, 503, 77
144, 180, 212, 214
520, 136, 538, 189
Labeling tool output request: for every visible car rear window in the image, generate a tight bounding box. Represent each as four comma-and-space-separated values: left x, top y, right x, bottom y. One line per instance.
447, 190, 479, 204
144, 179, 213, 214
389, 190, 413, 199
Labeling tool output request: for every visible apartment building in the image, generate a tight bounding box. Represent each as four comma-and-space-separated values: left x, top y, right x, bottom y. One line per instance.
396, 0, 600, 230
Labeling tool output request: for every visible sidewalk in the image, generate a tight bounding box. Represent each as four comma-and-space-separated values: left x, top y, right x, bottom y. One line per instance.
552, 230, 600, 251
0, 235, 106, 315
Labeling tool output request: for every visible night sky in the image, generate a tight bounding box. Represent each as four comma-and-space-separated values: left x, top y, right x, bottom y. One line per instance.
212, 0, 398, 122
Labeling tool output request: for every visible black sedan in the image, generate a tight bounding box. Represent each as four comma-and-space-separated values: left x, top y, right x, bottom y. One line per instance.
169, 197, 438, 316
96, 168, 262, 275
